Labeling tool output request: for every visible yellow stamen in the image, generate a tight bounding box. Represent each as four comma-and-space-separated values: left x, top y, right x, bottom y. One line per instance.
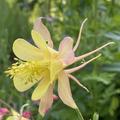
5, 60, 48, 84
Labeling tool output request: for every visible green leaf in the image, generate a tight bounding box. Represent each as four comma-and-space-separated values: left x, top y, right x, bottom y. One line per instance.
83, 73, 115, 85
102, 63, 120, 72
104, 32, 120, 41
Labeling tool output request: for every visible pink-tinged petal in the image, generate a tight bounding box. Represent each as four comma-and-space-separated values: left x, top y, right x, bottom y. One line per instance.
65, 54, 101, 73
58, 71, 77, 109
33, 17, 53, 48
59, 37, 75, 65
68, 74, 89, 92
39, 84, 53, 116
73, 18, 87, 52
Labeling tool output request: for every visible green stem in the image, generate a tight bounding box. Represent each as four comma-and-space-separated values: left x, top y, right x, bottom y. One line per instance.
75, 108, 84, 120
0, 99, 12, 109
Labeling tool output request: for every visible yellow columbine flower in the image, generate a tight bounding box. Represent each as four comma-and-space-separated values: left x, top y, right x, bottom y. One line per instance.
7, 110, 29, 120
6, 18, 114, 116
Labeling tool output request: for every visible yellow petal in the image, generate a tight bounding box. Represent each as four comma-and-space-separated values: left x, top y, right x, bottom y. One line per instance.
32, 72, 50, 100
13, 74, 41, 92
12, 60, 48, 92
59, 37, 75, 65
31, 30, 49, 57
58, 71, 77, 109
33, 18, 53, 48
39, 84, 53, 116
13, 39, 43, 61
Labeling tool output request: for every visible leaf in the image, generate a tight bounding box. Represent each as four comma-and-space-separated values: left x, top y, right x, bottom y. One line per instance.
83, 73, 115, 85
102, 63, 120, 72
104, 32, 120, 41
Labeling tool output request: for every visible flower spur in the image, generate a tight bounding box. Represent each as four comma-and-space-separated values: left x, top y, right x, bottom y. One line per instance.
6, 18, 114, 116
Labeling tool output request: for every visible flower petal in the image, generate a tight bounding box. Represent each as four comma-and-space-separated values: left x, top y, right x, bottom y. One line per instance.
32, 72, 50, 100
13, 39, 43, 61
58, 71, 77, 109
39, 84, 53, 116
59, 37, 75, 65
33, 18, 53, 48
31, 30, 46, 49
13, 74, 41, 92
31, 30, 50, 59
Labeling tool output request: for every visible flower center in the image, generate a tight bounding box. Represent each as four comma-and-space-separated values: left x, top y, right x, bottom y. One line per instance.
6, 60, 49, 84
6, 53, 64, 84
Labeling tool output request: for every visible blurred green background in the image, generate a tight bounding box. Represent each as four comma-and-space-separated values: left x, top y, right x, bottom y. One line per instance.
0, 0, 120, 120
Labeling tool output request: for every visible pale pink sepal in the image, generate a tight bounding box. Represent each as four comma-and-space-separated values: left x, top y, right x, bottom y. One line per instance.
58, 71, 77, 109
59, 37, 75, 65
33, 17, 53, 48
39, 84, 53, 117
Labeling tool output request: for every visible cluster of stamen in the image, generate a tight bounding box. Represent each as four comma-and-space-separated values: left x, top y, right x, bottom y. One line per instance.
6, 60, 49, 84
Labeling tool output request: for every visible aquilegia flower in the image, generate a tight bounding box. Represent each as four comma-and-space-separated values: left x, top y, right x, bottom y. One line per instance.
7, 109, 30, 120
6, 104, 31, 120
6, 17, 114, 116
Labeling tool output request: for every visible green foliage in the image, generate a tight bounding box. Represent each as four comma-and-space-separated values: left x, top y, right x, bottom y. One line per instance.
0, 0, 120, 120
